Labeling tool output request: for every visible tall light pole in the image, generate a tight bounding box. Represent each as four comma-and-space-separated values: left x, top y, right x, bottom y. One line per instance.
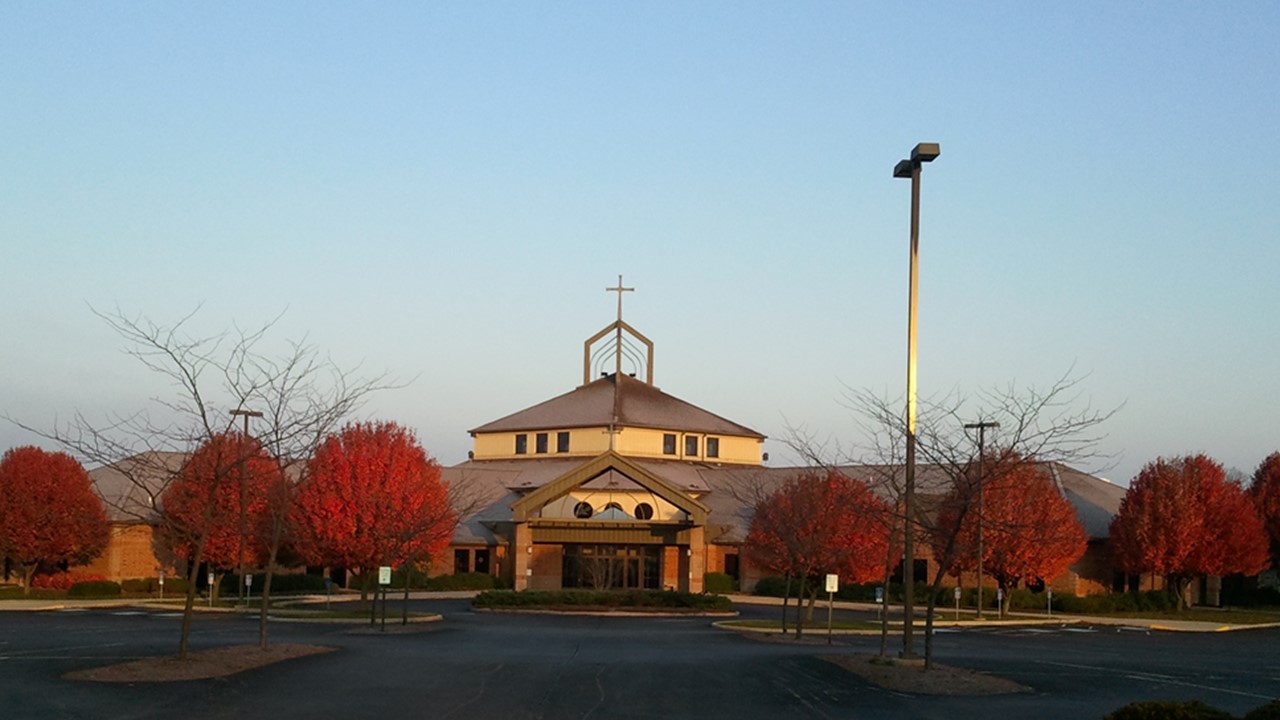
964, 420, 998, 619
229, 408, 262, 603
894, 142, 939, 659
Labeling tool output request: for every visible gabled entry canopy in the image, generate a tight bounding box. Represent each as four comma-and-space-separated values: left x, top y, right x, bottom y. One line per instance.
510, 450, 709, 524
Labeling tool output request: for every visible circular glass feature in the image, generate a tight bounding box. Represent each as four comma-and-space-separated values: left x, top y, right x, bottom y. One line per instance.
634, 502, 654, 520
573, 501, 594, 519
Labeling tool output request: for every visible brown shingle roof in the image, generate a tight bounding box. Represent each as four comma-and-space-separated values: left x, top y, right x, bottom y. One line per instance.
468, 373, 764, 439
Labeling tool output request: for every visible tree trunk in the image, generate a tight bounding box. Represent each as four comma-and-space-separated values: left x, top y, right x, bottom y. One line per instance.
780, 573, 792, 633
795, 576, 809, 638
878, 563, 891, 658
257, 538, 282, 649
402, 562, 412, 625
21, 565, 35, 596
178, 531, 212, 661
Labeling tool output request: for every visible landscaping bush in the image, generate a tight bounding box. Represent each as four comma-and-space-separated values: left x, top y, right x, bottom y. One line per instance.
121, 577, 191, 595
1244, 699, 1280, 720
752, 575, 791, 597
703, 572, 736, 594
423, 572, 498, 591
472, 589, 733, 612
32, 572, 106, 590
267, 573, 330, 594
1103, 700, 1233, 720
67, 580, 122, 598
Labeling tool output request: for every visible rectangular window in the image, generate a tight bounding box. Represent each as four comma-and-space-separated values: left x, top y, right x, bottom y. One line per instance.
706, 437, 720, 459
454, 548, 470, 574
535, 432, 548, 454
663, 433, 677, 455
557, 431, 570, 453
515, 434, 527, 455
684, 435, 699, 457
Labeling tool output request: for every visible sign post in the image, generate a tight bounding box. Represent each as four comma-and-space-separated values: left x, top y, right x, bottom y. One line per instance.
245, 574, 253, 605
378, 566, 392, 632
824, 574, 839, 645
954, 586, 962, 620
208, 571, 215, 608
1047, 587, 1053, 617
158, 570, 165, 601
996, 587, 1004, 619
875, 586, 885, 621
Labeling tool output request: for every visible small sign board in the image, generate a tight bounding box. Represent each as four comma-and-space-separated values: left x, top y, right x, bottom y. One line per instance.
207, 571, 215, 588
158, 570, 165, 586
378, 566, 392, 586
953, 587, 961, 600
245, 574, 253, 588
875, 586, 884, 604
825, 574, 838, 593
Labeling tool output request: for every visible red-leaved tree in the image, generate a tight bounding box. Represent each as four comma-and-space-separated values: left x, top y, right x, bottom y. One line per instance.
292, 422, 455, 602
159, 432, 282, 598
1250, 453, 1280, 566
0, 446, 110, 594
936, 456, 1086, 613
1110, 454, 1269, 609
744, 469, 896, 636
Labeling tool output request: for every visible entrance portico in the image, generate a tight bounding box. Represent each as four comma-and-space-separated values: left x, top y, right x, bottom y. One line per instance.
505, 451, 710, 592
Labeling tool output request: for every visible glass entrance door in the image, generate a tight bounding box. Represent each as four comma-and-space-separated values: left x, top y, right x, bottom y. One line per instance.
562, 545, 661, 590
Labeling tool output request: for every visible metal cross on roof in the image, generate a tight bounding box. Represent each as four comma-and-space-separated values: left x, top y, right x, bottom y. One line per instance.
605, 275, 634, 379
606, 274, 634, 322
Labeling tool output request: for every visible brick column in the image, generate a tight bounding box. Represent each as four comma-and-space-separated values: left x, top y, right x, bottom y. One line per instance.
513, 522, 531, 591
687, 525, 706, 593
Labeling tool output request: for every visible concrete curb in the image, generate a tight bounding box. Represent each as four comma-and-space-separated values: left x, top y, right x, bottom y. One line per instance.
474, 608, 739, 618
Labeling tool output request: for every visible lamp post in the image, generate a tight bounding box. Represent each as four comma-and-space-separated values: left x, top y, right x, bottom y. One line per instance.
964, 420, 998, 619
893, 142, 940, 659
229, 408, 262, 603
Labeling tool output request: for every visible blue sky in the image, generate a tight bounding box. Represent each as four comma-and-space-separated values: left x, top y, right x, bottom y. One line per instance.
3, 3, 1277, 485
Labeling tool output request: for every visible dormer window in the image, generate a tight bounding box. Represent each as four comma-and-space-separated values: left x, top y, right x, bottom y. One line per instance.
707, 437, 720, 459
536, 433, 548, 454
684, 435, 699, 457
557, 431, 570, 453
515, 434, 527, 455
663, 434, 677, 455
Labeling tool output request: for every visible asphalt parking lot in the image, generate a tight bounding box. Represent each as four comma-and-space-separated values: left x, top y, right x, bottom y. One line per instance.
1, 599, 1277, 720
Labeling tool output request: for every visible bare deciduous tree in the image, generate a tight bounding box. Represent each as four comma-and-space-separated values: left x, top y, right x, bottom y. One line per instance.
12, 308, 391, 658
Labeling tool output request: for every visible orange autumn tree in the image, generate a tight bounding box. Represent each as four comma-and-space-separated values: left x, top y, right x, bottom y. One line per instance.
1250, 453, 1280, 565
935, 456, 1086, 613
0, 446, 109, 595
159, 431, 282, 597
1110, 454, 1269, 609
744, 469, 895, 636
292, 421, 455, 601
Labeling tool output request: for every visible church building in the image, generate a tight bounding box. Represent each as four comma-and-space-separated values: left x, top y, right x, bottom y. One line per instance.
441, 280, 1129, 597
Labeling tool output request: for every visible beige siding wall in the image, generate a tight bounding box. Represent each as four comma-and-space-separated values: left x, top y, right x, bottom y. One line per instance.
473, 427, 761, 465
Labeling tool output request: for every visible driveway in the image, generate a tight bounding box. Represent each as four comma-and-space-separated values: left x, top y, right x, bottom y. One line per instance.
1, 600, 1276, 719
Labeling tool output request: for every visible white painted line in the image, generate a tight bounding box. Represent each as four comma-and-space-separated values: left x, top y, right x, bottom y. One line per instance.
1037, 661, 1272, 701
111, 611, 146, 616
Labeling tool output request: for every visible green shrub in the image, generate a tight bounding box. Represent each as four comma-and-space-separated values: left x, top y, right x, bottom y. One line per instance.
703, 572, 736, 594
122, 577, 191, 595
752, 575, 791, 597
222, 572, 328, 594
472, 589, 733, 612
1104, 700, 1233, 720
423, 572, 498, 591
267, 573, 329, 594
1245, 699, 1280, 720
67, 580, 122, 598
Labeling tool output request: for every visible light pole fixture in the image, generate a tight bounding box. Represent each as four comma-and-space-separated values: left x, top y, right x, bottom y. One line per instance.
894, 141, 939, 660
964, 420, 998, 619
229, 408, 262, 603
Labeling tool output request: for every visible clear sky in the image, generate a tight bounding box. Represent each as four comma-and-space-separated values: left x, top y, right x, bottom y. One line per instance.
2, 3, 1277, 486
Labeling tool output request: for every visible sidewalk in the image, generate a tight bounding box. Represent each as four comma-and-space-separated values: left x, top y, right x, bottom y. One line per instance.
724, 594, 1280, 633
